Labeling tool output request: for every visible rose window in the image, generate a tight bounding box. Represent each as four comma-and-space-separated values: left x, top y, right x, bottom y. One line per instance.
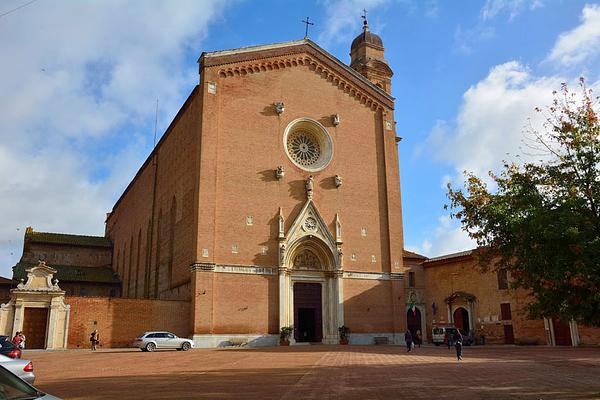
283, 118, 333, 172
287, 130, 321, 166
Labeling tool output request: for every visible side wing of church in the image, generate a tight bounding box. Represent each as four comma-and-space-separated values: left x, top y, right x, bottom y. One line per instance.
106, 23, 407, 346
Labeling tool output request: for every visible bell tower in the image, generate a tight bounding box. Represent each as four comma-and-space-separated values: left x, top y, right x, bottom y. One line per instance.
349, 18, 393, 94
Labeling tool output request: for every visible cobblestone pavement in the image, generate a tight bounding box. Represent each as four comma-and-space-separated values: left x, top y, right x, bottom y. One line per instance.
24, 345, 600, 399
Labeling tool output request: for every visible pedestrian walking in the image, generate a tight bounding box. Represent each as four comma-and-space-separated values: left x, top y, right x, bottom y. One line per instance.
18, 332, 26, 350
90, 329, 100, 351
455, 330, 463, 361
404, 330, 413, 352
415, 329, 422, 348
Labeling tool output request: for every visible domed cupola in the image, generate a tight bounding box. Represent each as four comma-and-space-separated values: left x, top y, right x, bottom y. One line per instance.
350, 19, 393, 95
351, 20, 384, 52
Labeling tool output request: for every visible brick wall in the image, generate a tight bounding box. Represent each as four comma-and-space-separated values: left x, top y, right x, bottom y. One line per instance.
23, 242, 111, 268
343, 279, 395, 333
578, 325, 600, 346
66, 296, 190, 348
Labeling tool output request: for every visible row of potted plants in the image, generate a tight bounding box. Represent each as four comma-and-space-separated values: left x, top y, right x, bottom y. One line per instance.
279, 325, 351, 345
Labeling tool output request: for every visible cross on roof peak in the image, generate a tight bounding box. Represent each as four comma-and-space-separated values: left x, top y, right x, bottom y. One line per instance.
301, 16, 314, 39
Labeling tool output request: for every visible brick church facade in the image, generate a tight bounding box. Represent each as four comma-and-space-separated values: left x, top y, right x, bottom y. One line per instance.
7, 23, 600, 348
106, 20, 405, 346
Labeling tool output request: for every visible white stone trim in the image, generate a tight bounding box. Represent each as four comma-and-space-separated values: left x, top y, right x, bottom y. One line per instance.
343, 271, 404, 280
190, 263, 277, 275
344, 271, 388, 280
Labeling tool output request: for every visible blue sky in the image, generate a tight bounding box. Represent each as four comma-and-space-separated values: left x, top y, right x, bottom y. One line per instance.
1, 0, 599, 277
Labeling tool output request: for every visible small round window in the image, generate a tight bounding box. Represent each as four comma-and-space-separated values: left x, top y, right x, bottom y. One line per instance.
283, 118, 333, 172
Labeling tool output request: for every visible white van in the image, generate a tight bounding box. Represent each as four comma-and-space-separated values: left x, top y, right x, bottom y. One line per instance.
432, 326, 453, 345
432, 326, 473, 346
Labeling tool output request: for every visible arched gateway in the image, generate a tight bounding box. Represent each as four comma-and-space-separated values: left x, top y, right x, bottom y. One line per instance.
278, 198, 344, 344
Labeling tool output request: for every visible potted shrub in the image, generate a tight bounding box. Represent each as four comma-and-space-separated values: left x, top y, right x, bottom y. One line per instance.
279, 326, 293, 346
338, 325, 350, 345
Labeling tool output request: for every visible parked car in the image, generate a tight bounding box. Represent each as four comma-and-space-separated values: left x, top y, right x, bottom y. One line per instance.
0, 354, 35, 384
0, 336, 22, 359
0, 363, 61, 399
133, 332, 194, 352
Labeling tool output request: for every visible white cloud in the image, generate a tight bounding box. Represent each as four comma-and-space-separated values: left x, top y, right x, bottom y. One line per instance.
318, 0, 390, 47
454, 24, 495, 55
480, 0, 543, 21
411, 216, 476, 258
546, 4, 600, 67
0, 0, 233, 277
426, 61, 564, 177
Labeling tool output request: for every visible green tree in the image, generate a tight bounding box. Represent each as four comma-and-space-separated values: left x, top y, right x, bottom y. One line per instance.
447, 79, 600, 326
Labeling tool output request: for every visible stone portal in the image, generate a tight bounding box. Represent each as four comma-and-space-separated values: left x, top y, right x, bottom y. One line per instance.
0, 261, 70, 349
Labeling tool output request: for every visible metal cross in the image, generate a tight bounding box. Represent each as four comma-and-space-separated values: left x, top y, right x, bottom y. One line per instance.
361, 8, 367, 22
301, 16, 314, 38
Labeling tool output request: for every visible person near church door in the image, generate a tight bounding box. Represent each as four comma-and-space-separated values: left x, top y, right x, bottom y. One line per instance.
455, 330, 463, 361
404, 330, 413, 352
11, 332, 22, 349
415, 330, 422, 348
18, 332, 25, 350
90, 329, 100, 351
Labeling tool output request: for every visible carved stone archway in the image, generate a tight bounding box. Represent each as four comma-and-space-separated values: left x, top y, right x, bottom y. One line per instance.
445, 291, 476, 334
278, 199, 343, 344
0, 261, 70, 349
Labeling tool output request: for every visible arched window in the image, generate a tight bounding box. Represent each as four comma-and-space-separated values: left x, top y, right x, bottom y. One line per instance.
127, 236, 133, 297
144, 220, 151, 298
154, 209, 162, 298
168, 197, 176, 288
135, 229, 141, 298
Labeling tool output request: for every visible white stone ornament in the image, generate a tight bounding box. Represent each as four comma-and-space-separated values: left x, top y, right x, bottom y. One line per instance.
276, 166, 285, 180
332, 114, 340, 126
334, 175, 342, 188
273, 102, 285, 114
305, 175, 314, 200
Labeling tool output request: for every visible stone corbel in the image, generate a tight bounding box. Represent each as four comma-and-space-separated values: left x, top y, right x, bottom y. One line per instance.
273, 102, 285, 115
275, 166, 285, 180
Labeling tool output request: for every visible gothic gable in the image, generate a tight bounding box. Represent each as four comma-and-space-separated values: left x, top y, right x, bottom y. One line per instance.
282, 199, 339, 268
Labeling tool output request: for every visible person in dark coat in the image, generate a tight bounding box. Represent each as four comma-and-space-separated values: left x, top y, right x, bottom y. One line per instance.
415, 329, 422, 348
90, 329, 100, 351
404, 330, 413, 352
455, 330, 463, 361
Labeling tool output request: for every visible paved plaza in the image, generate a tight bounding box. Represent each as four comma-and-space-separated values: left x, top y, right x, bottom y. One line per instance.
25, 345, 600, 399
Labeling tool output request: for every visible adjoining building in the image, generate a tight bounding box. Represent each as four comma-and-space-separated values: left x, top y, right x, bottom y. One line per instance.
402, 249, 600, 347
14, 228, 120, 298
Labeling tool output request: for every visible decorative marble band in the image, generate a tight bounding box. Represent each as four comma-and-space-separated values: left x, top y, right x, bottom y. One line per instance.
390, 273, 404, 280
190, 263, 277, 275
190, 263, 216, 272
191, 263, 403, 280
343, 271, 389, 280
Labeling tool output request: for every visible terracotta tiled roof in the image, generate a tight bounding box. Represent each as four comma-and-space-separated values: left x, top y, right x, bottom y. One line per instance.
403, 249, 427, 260
423, 249, 476, 265
25, 229, 111, 248
13, 262, 120, 284
0, 276, 13, 285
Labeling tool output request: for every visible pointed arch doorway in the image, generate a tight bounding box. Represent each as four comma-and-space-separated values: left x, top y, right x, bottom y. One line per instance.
294, 282, 322, 342
278, 199, 344, 345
